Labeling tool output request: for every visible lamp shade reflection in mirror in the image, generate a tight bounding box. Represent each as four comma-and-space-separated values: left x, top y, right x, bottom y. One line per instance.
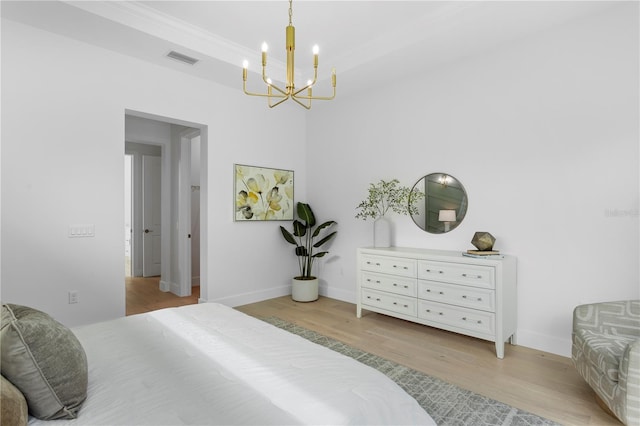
409, 173, 468, 234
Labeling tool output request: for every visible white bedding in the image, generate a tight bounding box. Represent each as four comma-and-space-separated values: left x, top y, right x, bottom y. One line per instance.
30, 303, 435, 425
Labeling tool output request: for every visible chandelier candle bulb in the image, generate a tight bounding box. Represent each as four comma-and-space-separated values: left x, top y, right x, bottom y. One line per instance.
261, 42, 268, 66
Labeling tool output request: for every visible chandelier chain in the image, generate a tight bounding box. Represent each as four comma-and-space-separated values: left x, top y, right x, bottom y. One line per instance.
288, 0, 293, 25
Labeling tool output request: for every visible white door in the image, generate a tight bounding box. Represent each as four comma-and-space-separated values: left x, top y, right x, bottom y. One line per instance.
142, 155, 161, 277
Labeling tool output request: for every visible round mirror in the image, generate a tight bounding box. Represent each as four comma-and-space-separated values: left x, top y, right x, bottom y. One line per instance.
409, 173, 468, 234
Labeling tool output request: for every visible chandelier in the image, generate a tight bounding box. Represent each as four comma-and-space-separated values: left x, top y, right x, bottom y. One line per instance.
242, 0, 336, 109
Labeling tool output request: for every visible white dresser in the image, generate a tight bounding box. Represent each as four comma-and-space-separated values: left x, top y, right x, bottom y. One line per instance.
356, 247, 517, 358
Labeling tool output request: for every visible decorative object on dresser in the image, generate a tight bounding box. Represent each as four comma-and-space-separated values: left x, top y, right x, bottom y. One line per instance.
355, 179, 422, 247
280, 202, 337, 302
356, 247, 517, 358
409, 173, 468, 234
471, 231, 496, 251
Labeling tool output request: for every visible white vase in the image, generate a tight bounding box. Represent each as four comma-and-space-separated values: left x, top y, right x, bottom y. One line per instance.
291, 277, 319, 302
373, 217, 391, 248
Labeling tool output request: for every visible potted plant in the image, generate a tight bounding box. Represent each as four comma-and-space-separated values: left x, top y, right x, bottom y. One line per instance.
355, 179, 422, 247
280, 202, 337, 302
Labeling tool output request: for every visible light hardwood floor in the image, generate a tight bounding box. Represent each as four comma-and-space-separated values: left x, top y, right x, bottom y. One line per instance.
236, 296, 621, 426
125, 284, 619, 426
125, 275, 199, 316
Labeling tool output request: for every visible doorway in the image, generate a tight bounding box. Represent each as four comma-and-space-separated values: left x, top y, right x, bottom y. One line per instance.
124, 111, 207, 308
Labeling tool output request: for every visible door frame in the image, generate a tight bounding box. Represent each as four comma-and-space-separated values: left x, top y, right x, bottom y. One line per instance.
125, 109, 208, 302
177, 128, 200, 297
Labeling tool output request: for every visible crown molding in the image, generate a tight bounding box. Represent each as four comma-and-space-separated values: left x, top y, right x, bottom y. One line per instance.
62, 0, 287, 77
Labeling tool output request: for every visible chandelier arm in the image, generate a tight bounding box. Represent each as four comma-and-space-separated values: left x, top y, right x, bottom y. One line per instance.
292, 87, 336, 101
243, 81, 288, 99
292, 67, 318, 97
266, 82, 289, 97
290, 95, 311, 110
269, 95, 292, 108
261, 67, 289, 97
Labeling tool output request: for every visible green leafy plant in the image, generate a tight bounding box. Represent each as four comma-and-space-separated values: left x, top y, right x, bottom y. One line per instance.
355, 179, 421, 220
280, 202, 338, 279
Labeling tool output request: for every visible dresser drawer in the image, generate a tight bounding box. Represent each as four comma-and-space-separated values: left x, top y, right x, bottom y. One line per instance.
362, 271, 417, 297
418, 300, 495, 335
361, 255, 416, 278
361, 288, 417, 316
417, 260, 494, 289
418, 280, 495, 312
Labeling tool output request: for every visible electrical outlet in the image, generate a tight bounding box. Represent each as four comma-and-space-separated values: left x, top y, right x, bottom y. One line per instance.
68, 291, 79, 304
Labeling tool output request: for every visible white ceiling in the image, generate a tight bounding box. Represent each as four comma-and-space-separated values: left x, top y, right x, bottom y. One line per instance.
1, 1, 616, 97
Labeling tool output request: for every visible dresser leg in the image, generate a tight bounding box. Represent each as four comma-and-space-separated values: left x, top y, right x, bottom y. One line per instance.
356, 305, 362, 318
495, 341, 505, 359
509, 333, 517, 345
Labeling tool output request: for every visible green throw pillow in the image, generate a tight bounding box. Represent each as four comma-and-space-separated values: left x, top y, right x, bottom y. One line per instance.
0, 304, 88, 420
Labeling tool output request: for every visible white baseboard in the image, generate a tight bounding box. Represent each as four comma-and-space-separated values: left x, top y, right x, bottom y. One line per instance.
205, 285, 356, 310
320, 284, 356, 304
159, 280, 171, 292
209, 285, 291, 307
191, 276, 200, 287
516, 329, 571, 358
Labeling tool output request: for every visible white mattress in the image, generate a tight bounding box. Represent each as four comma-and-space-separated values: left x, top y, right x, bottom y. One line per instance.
30, 303, 435, 425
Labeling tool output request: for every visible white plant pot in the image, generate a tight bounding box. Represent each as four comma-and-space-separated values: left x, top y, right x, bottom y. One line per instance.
291, 277, 319, 302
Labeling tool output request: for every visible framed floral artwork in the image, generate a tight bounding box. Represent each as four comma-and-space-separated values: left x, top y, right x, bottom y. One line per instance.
234, 164, 294, 221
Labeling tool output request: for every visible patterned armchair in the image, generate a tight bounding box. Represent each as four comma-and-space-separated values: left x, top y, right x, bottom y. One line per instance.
572, 300, 640, 425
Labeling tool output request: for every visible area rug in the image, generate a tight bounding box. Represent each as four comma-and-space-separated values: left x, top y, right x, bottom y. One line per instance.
262, 317, 560, 426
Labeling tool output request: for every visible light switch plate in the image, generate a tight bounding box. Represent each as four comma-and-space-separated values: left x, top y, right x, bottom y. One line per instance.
68, 224, 95, 238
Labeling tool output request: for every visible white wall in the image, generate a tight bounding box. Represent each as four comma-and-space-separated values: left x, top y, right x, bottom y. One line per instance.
1, 18, 306, 326
306, 3, 639, 356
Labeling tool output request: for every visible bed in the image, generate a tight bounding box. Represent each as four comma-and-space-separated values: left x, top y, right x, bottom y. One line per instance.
2, 302, 435, 425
